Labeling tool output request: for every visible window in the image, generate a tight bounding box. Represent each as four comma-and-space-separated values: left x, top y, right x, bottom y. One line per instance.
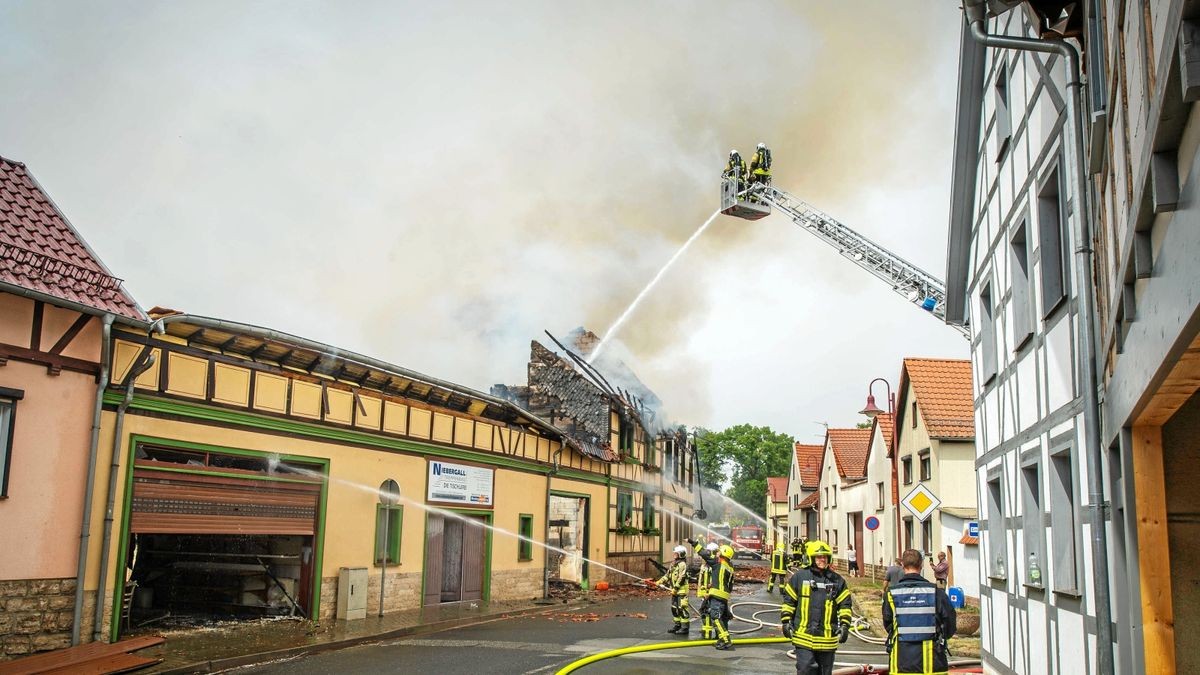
911, 401, 918, 429
1021, 462, 1042, 586
518, 514, 534, 561
1038, 163, 1069, 315
618, 417, 634, 454
987, 476, 1006, 579
832, 485, 837, 507
616, 490, 634, 529
980, 282, 998, 383
831, 529, 838, 551
374, 504, 403, 565
1049, 449, 1079, 592
903, 517, 914, 550
1010, 220, 1034, 347
921, 519, 932, 554
642, 494, 656, 532
902, 457, 913, 485
876, 482, 885, 511
645, 438, 656, 467
0, 388, 22, 498
824, 487, 829, 509
919, 449, 931, 482
993, 59, 1012, 159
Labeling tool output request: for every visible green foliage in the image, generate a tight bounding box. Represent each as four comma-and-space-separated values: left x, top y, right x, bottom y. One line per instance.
695, 424, 795, 519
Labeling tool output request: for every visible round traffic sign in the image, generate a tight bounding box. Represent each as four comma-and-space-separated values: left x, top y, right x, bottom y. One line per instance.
865, 516, 880, 531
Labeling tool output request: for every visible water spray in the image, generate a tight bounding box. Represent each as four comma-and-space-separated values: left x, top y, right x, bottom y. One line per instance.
276, 464, 646, 583
589, 210, 720, 363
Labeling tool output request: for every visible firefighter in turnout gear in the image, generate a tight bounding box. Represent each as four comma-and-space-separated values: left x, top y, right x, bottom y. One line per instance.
747, 142, 772, 188
767, 540, 789, 593
647, 545, 692, 635
691, 538, 736, 650
780, 539, 852, 675
882, 549, 956, 675
723, 149, 745, 184
789, 537, 809, 569
695, 541, 719, 639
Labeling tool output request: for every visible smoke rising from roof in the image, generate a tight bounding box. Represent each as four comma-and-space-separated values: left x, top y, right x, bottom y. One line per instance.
0, 1, 963, 432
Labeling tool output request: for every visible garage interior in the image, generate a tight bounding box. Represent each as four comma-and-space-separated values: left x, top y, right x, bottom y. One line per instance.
121, 444, 324, 631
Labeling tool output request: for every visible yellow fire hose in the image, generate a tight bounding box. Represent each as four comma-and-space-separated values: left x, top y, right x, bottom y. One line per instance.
553, 636, 789, 675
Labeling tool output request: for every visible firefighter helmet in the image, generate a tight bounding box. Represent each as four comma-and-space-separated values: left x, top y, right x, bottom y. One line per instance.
673, 545, 688, 557
706, 542, 719, 552
757, 142, 766, 150
729, 149, 738, 157
806, 540, 833, 559
719, 544, 735, 559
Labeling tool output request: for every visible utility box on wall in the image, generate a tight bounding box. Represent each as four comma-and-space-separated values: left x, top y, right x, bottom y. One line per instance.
337, 567, 368, 620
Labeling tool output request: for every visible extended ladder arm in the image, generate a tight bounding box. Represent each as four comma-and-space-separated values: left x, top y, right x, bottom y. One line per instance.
751, 184, 970, 339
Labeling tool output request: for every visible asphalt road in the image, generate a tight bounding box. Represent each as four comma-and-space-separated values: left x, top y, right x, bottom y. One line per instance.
232, 566, 891, 675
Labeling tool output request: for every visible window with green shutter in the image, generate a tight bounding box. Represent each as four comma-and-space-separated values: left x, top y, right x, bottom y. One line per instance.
374, 504, 403, 565
518, 514, 534, 561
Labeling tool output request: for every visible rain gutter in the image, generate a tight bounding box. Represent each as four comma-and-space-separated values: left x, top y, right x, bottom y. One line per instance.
71, 314, 113, 645
962, 5, 1113, 673
148, 313, 576, 452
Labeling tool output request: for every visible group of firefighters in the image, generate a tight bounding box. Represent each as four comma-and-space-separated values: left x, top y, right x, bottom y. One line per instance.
723, 142, 772, 196
646, 537, 957, 675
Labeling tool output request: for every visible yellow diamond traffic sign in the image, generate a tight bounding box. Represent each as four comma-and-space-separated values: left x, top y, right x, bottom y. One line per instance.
901, 484, 941, 522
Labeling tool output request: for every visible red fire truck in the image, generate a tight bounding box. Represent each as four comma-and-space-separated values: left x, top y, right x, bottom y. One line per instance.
731, 525, 764, 558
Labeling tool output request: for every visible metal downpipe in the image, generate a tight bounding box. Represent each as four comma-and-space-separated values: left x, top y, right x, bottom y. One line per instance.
964, 9, 1114, 674
91, 348, 155, 642
71, 314, 113, 645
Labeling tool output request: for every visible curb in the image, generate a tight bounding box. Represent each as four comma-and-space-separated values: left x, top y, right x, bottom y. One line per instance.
153, 602, 587, 674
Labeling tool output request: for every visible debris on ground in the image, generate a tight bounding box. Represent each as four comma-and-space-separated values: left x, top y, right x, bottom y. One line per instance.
543, 611, 647, 623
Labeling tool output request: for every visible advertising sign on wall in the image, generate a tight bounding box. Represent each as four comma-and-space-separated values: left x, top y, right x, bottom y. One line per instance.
427, 460, 494, 507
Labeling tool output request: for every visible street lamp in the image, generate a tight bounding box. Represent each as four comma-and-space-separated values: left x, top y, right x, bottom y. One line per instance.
860, 378, 898, 561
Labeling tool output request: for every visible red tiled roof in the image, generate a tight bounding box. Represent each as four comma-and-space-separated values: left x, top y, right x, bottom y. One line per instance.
898, 358, 975, 440
767, 477, 788, 502
794, 443, 824, 488
0, 157, 143, 321
959, 533, 979, 546
828, 428, 871, 479
874, 412, 895, 457
798, 491, 819, 509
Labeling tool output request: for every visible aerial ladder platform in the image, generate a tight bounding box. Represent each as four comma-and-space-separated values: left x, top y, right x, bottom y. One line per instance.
720, 178, 969, 339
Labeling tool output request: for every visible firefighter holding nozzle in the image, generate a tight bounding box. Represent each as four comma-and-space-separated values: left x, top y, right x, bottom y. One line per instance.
645, 544, 692, 636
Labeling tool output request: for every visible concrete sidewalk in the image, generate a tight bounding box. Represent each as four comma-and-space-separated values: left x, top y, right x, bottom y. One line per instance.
136, 598, 583, 674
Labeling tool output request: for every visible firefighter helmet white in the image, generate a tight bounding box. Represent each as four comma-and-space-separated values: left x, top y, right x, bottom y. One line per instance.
706, 542, 719, 552
673, 545, 688, 556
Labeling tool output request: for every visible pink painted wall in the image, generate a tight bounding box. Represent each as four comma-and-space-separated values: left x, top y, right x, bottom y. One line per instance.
0, 292, 101, 580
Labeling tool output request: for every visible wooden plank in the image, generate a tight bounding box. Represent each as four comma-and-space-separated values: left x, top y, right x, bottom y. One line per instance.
42, 653, 160, 675
0, 636, 163, 675
1132, 424, 1176, 674
1137, 333, 1200, 426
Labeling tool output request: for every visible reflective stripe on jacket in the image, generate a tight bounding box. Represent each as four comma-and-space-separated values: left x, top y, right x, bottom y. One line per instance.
656, 559, 689, 597
695, 543, 734, 601
780, 566, 852, 651
771, 547, 788, 574
882, 574, 957, 675
697, 562, 711, 598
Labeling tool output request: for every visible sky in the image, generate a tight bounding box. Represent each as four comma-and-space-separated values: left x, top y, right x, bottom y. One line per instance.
1, 1, 968, 445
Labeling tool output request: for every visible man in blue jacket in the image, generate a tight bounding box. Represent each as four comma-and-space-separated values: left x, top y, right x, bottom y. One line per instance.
882, 548, 957, 675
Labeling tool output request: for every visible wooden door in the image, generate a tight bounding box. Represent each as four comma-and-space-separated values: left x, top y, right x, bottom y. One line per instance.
440, 519, 464, 602
423, 515, 444, 606
461, 517, 485, 602
853, 513, 864, 564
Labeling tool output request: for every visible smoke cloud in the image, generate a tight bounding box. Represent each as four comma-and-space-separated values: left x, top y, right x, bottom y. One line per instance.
0, 1, 964, 431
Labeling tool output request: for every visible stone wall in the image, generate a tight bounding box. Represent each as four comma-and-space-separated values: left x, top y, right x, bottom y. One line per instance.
490, 567, 542, 602
317, 570, 423, 622
0, 578, 76, 660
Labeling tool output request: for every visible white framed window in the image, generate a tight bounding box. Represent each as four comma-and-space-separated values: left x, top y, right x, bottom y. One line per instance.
1049, 446, 1080, 592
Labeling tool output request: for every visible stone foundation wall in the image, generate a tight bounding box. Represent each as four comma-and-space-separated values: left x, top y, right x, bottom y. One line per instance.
490, 567, 542, 602
0, 578, 77, 660
317, 570, 423, 622
606, 553, 658, 581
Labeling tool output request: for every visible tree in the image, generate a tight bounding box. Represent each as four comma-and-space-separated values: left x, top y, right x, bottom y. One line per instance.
695, 424, 795, 519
